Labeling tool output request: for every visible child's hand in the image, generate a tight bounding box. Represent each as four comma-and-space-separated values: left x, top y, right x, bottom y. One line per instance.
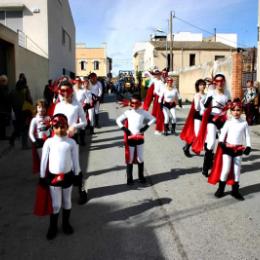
67, 126, 76, 137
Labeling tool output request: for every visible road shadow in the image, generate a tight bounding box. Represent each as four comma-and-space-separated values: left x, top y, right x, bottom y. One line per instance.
86, 165, 126, 177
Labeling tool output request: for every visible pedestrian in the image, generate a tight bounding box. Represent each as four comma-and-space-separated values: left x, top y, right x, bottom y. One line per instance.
159, 76, 182, 136
39, 113, 81, 239
89, 73, 103, 128
242, 80, 258, 125
9, 79, 33, 148
29, 99, 51, 173
208, 99, 251, 200
0, 75, 11, 140
53, 80, 88, 204
143, 69, 165, 135
116, 95, 156, 185
82, 78, 95, 135
180, 79, 206, 157
43, 79, 54, 108
193, 74, 230, 177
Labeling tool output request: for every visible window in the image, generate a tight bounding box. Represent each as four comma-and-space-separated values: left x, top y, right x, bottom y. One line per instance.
62, 28, 72, 52
189, 54, 196, 66
0, 11, 5, 25
0, 10, 23, 31
215, 55, 225, 61
94, 61, 100, 70
80, 60, 87, 71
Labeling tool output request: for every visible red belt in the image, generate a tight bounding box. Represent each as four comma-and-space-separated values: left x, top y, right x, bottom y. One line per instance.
225, 143, 245, 152
51, 173, 65, 185
128, 134, 144, 141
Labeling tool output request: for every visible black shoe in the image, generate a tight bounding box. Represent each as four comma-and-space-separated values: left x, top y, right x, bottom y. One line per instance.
89, 126, 94, 135
202, 169, 209, 177
231, 182, 244, 201
164, 124, 168, 136
78, 190, 88, 205
62, 209, 74, 235
183, 144, 192, 158
127, 164, 134, 185
138, 162, 146, 183
171, 123, 176, 135
46, 213, 59, 240
202, 148, 214, 177
214, 181, 226, 198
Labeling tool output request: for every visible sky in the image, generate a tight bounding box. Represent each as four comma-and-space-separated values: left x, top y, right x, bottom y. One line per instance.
69, 0, 258, 75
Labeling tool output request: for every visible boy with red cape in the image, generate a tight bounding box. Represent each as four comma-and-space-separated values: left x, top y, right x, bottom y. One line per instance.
117, 95, 156, 185
208, 99, 251, 200
143, 69, 165, 135
34, 114, 81, 239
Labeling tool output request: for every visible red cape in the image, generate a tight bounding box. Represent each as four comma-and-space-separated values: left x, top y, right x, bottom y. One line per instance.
208, 144, 235, 186
33, 157, 53, 216
33, 184, 53, 216
155, 97, 164, 132
124, 120, 139, 164
192, 106, 212, 155
180, 101, 195, 144
143, 84, 154, 111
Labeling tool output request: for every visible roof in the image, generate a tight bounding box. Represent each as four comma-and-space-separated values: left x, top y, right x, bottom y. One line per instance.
151, 41, 236, 51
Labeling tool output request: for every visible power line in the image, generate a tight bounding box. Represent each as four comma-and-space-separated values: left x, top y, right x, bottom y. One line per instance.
173, 15, 250, 48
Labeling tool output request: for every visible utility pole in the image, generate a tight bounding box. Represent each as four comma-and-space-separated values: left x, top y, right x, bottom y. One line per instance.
169, 11, 173, 72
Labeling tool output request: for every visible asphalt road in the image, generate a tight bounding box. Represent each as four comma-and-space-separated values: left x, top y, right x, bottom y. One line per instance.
1, 93, 260, 260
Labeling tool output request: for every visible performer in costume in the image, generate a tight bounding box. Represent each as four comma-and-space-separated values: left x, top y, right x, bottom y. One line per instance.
89, 72, 103, 128
196, 74, 230, 177
82, 78, 96, 135
208, 99, 251, 200
243, 80, 258, 125
40, 114, 81, 239
181, 79, 206, 157
73, 77, 87, 146
159, 76, 182, 136
29, 99, 51, 173
54, 80, 88, 205
143, 69, 165, 135
116, 95, 156, 185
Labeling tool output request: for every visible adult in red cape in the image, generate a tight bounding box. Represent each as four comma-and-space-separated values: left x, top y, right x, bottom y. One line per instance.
143, 69, 165, 134
180, 79, 206, 156
208, 99, 251, 200
192, 74, 230, 177
117, 95, 156, 185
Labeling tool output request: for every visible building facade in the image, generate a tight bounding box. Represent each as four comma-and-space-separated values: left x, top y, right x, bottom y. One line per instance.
133, 38, 236, 73
0, 0, 75, 99
76, 43, 112, 78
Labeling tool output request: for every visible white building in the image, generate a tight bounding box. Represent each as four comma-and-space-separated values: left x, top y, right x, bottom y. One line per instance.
0, 0, 75, 98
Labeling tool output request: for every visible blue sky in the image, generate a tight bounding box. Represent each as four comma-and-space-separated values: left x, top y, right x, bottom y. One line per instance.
69, 0, 258, 74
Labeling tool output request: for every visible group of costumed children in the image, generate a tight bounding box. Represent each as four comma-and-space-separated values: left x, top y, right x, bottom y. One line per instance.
180, 73, 251, 200
29, 72, 252, 240
30, 75, 102, 240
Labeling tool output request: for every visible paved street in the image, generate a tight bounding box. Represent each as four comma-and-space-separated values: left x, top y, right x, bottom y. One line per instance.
1, 93, 260, 260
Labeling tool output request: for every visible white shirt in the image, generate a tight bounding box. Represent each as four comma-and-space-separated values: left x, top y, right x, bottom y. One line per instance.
219, 118, 251, 146
151, 78, 165, 96
205, 90, 229, 115
116, 109, 156, 135
54, 99, 87, 130
90, 81, 103, 97
74, 88, 85, 104
82, 89, 94, 105
194, 93, 206, 115
159, 87, 180, 103
40, 135, 80, 177
29, 115, 51, 142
